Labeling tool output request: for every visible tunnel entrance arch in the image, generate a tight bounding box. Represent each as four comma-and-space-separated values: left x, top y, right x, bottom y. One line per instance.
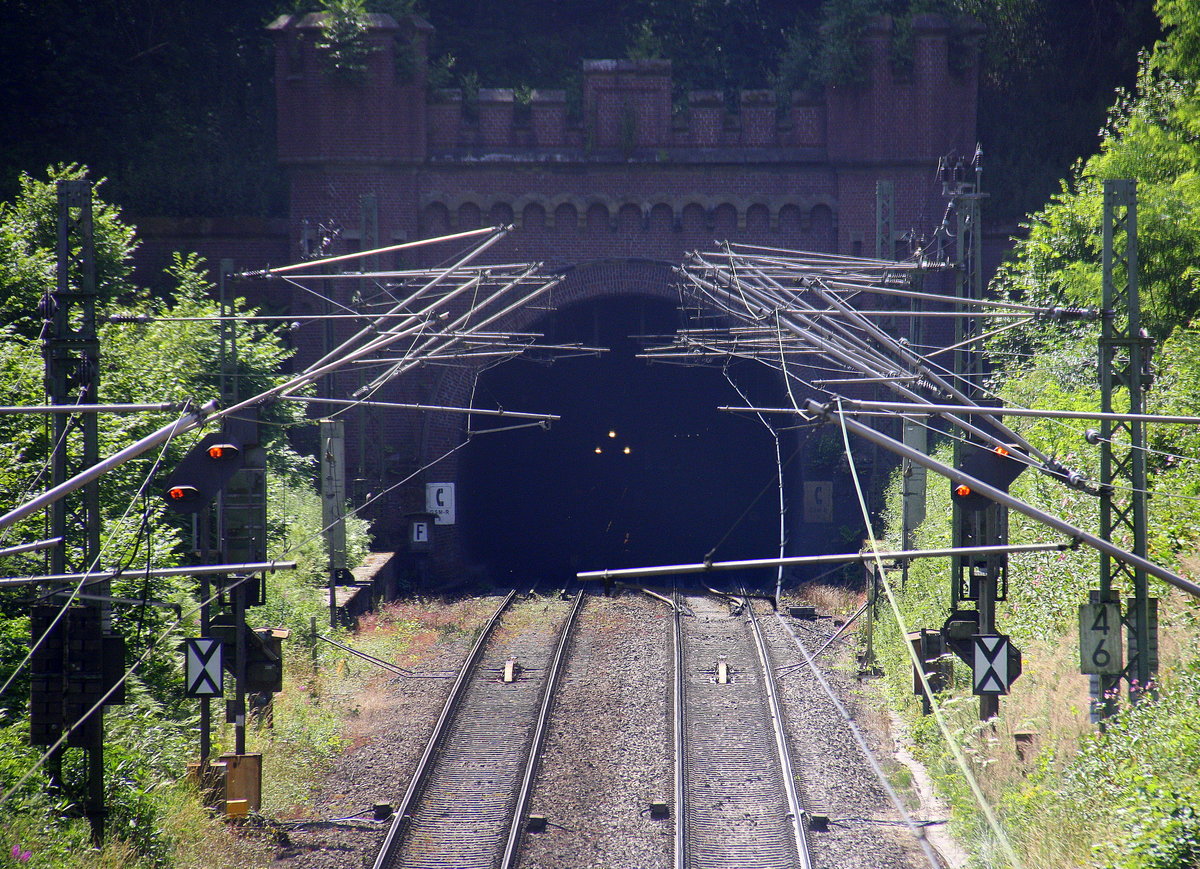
458, 293, 787, 585
413, 259, 798, 587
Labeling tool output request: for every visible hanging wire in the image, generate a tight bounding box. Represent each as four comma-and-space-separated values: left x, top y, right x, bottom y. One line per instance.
833, 398, 1027, 869
0, 419, 186, 699
0, 431, 481, 811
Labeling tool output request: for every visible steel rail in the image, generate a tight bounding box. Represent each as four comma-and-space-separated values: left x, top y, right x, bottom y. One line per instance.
371, 590, 518, 869
674, 589, 803, 867
741, 593, 812, 869
772, 613, 944, 869
672, 585, 687, 869
500, 588, 587, 869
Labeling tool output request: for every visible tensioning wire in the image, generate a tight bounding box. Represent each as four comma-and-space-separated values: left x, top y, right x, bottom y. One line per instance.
0, 417, 186, 699
835, 398, 1026, 869
0, 430, 482, 813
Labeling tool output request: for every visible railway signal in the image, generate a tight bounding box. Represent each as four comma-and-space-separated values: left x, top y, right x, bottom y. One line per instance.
950, 442, 1026, 512
972, 634, 1022, 695
162, 433, 246, 512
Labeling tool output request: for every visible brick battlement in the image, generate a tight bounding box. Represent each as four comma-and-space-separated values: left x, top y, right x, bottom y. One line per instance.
269, 13, 979, 166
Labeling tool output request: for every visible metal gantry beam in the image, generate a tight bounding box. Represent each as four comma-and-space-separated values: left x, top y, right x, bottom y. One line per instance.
577, 542, 1073, 581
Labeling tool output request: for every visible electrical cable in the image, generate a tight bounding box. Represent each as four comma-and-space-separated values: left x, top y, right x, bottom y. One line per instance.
0, 430, 482, 813
0, 418, 187, 699
833, 398, 1026, 869
722, 365, 795, 601
0, 391, 89, 550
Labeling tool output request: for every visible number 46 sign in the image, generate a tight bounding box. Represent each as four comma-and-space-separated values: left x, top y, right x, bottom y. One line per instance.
1079, 602, 1124, 675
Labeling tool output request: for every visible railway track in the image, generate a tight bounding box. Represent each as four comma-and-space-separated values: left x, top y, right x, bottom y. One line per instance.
371, 588, 584, 869
673, 588, 812, 869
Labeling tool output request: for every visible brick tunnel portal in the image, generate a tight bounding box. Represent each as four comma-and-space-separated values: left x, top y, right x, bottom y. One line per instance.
457, 294, 793, 586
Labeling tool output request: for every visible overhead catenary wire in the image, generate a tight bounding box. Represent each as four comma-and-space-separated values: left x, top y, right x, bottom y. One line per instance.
236, 225, 502, 278
279, 394, 560, 422
0, 416, 192, 699
0, 429, 484, 812
812, 400, 1200, 597
674, 249, 1107, 487
0, 236, 564, 708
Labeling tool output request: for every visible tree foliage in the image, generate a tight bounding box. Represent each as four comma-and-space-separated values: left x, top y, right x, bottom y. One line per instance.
871, 3, 1200, 864
0, 167, 370, 863
993, 0, 1200, 340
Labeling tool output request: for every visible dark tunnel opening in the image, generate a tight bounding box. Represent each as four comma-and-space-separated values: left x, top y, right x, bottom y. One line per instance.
458, 295, 793, 585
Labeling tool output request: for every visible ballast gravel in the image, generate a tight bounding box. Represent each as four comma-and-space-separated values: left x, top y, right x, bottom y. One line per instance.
264, 588, 948, 868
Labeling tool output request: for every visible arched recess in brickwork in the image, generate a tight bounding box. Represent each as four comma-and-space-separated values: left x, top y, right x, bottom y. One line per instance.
809, 203, 835, 251
648, 202, 674, 233
521, 202, 546, 230
746, 202, 771, 233
410, 258, 753, 579
585, 202, 610, 233
616, 202, 643, 233
681, 202, 707, 235
422, 202, 451, 236
458, 201, 482, 230
777, 203, 803, 244
554, 202, 578, 232
713, 202, 738, 234
489, 201, 514, 227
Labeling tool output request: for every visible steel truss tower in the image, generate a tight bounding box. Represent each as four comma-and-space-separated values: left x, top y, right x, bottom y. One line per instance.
42, 178, 107, 838
1098, 179, 1156, 713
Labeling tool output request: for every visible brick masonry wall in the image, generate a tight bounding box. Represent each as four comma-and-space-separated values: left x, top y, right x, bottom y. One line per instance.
194, 11, 983, 582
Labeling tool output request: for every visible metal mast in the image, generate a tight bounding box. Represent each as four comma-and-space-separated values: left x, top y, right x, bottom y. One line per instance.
43, 178, 107, 838
945, 152, 1006, 721
1097, 179, 1155, 713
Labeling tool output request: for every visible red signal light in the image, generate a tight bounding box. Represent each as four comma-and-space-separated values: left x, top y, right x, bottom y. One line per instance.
954, 484, 972, 498
206, 443, 240, 460
167, 485, 200, 502
994, 445, 1009, 457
